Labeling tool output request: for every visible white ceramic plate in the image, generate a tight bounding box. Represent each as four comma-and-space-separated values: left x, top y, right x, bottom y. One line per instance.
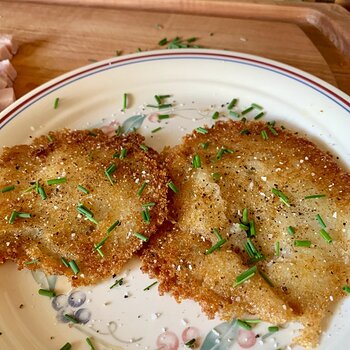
0, 49, 349, 350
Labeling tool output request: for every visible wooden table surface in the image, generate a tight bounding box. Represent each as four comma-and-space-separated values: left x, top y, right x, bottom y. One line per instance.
0, 0, 349, 98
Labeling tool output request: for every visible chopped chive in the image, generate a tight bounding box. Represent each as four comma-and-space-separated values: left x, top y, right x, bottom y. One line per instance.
216, 147, 234, 160
186, 37, 197, 43
167, 181, 179, 193
107, 219, 121, 233
271, 187, 290, 207
77, 185, 90, 194
110, 277, 123, 289
241, 106, 254, 115
320, 229, 332, 243
233, 266, 257, 288
316, 214, 326, 228
268, 326, 279, 333
140, 144, 149, 152
47, 177, 67, 185
9, 210, 18, 224
200, 142, 209, 149
105, 163, 117, 185
249, 219, 256, 237
342, 285, 350, 294
244, 238, 264, 262
147, 103, 172, 109
38, 289, 56, 298
251, 103, 263, 110
64, 314, 79, 324
95, 235, 110, 250
77, 204, 98, 224
205, 239, 227, 255
237, 319, 252, 330
119, 148, 128, 159
212, 111, 219, 120
261, 130, 268, 140
287, 226, 295, 235
239, 223, 249, 230
137, 47, 142, 52
213, 228, 222, 240
304, 194, 326, 199
158, 94, 171, 99
275, 241, 280, 257
259, 269, 274, 287
123, 93, 128, 110
192, 154, 201, 168
61, 257, 69, 267
96, 247, 104, 257
185, 338, 196, 348
47, 134, 54, 143
142, 202, 156, 208
23, 184, 36, 193
68, 260, 80, 275
0, 185, 15, 193
54, 97, 59, 109
227, 98, 238, 109
244, 319, 261, 324
158, 37, 168, 46
86, 337, 96, 350
212, 172, 221, 181
60, 343, 71, 350
254, 112, 265, 120
115, 125, 122, 136
38, 186, 47, 200
141, 207, 151, 224
134, 232, 149, 242
229, 111, 240, 118
88, 131, 97, 137
158, 114, 170, 120
137, 181, 148, 197
195, 127, 208, 134
242, 208, 249, 225
151, 127, 162, 133
154, 95, 162, 104
240, 129, 250, 135
24, 259, 39, 265
267, 124, 278, 135
294, 240, 311, 247
143, 281, 158, 291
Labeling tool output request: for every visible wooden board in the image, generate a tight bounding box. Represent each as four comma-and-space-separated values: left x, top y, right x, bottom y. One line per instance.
0, 1, 346, 98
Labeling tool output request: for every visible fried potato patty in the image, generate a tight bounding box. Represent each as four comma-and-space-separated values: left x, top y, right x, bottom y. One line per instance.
0, 129, 168, 286
141, 120, 350, 348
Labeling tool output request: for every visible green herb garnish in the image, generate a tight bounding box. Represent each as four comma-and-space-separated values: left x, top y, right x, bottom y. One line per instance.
316, 214, 326, 228
105, 163, 117, 185
342, 285, 350, 294
192, 154, 201, 168
64, 314, 79, 324
110, 277, 123, 289
86, 337, 96, 350
137, 181, 148, 197
60, 343, 71, 350
275, 241, 280, 257
320, 228, 332, 243
304, 194, 326, 199
287, 226, 295, 235
200, 142, 209, 149
38, 289, 56, 298
254, 112, 265, 120
142, 202, 156, 208
251, 103, 263, 110
9, 211, 31, 224
47, 177, 67, 185
54, 97, 59, 109
271, 187, 290, 207
158, 38, 168, 46
229, 111, 240, 118
185, 338, 196, 348
227, 98, 238, 109
123, 93, 128, 110
151, 127, 162, 133
68, 260, 80, 275
134, 232, 149, 242
261, 130, 268, 140
77, 185, 90, 194
167, 181, 178, 193
107, 219, 121, 234
212, 172, 221, 181
241, 106, 254, 115
294, 240, 311, 247
195, 127, 208, 134
158, 114, 170, 120
233, 266, 257, 288
140, 144, 149, 152
242, 208, 249, 225
212, 111, 219, 120
237, 319, 252, 330
141, 207, 151, 224
0, 185, 15, 193
61, 257, 69, 267
205, 239, 227, 255
119, 148, 128, 159
268, 326, 279, 333
24, 259, 39, 265
216, 147, 234, 160
143, 281, 158, 291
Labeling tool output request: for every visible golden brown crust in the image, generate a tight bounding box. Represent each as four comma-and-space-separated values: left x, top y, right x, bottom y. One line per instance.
142, 120, 350, 348
0, 129, 169, 286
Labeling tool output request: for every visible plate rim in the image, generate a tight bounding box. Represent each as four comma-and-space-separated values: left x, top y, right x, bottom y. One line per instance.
1, 48, 349, 129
